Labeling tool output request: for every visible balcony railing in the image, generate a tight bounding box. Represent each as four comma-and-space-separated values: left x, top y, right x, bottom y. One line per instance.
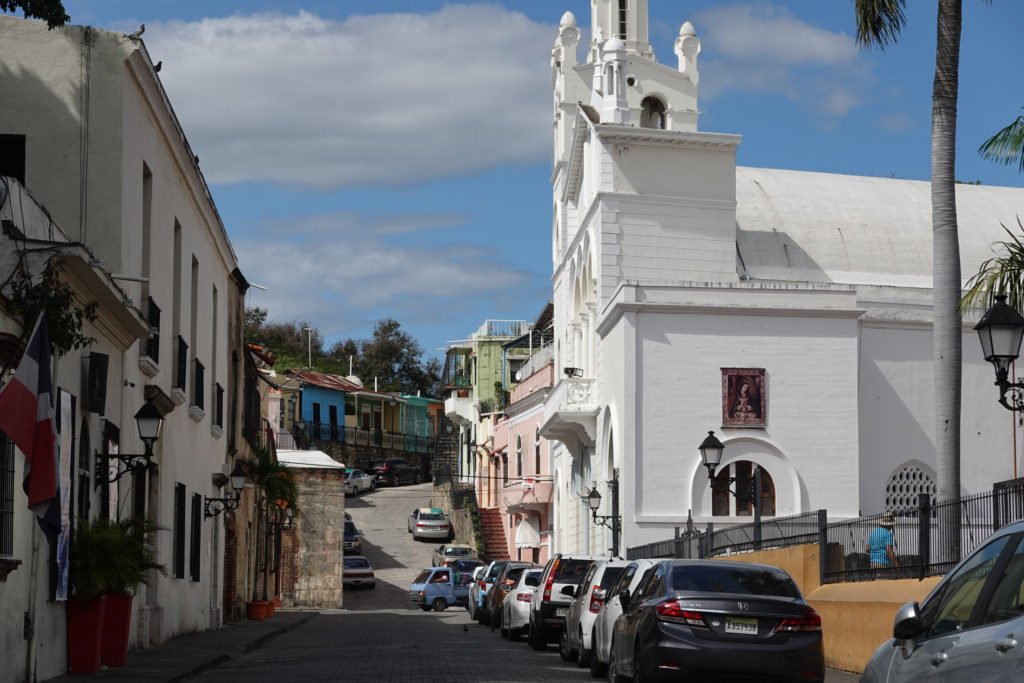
289, 423, 437, 454
173, 336, 188, 391
192, 359, 205, 410
144, 297, 160, 363
540, 376, 598, 445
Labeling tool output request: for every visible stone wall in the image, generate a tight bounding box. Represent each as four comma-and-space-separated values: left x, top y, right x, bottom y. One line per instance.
281, 468, 346, 608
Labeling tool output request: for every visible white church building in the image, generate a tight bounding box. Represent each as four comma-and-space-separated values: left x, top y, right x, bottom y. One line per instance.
539, 0, 1024, 556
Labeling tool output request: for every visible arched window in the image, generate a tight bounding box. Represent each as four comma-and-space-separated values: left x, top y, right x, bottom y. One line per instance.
711, 461, 775, 517
516, 435, 523, 477
535, 427, 541, 473
886, 464, 936, 511
641, 96, 666, 129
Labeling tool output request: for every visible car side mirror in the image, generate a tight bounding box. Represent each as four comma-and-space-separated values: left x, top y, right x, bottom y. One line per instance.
560, 584, 576, 597
619, 588, 631, 608
893, 601, 923, 642
500, 584, 511, 592
525, 574, 540, 587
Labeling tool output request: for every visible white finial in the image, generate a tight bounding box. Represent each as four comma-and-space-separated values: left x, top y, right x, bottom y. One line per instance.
560, 11, 577, 28
679, 21, 695, 37
675, 22, 701, 85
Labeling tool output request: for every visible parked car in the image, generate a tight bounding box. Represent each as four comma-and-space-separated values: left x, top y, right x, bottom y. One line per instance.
343, 468, 375, 495
485, 562, 536, 627
342, 520, 362, 554
408, 566, 471, 612
431, 543, 476, 567
527, 554, 600, 650
475, 560, 516, 624
590, 559, 656, 678
561, 559, 628, 665
502, 568, 543, 641
342, 555, 375, 589
861, 518, 1024, 682
466, 566, 489, 620
407, 508, 451, 540
452, 558, 485, 575
607, 559, 824, 682
370, 458, 422, 486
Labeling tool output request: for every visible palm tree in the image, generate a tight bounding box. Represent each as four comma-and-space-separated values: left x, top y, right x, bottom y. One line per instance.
979, 109, 1024, 173
854, 0, 963, 504
244, 444, 298, 601
960, 220, 1024, 313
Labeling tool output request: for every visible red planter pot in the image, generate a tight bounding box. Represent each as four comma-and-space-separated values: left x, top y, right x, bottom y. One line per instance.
100, 594, 134, 667
262, 600, 275, 618
67, 596, 106, 674
245, 601, 266, 620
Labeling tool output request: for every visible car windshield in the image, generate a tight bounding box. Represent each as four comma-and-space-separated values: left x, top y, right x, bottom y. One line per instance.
344, 557, 369, 569
446, 547, 471, 556
671, 565, 800, 597
344, 522, 358, 536
553, 559, 593, 584
413, 569, 433, 583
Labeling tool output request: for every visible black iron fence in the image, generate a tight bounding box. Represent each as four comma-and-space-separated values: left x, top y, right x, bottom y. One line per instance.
626, 478, 1024, 584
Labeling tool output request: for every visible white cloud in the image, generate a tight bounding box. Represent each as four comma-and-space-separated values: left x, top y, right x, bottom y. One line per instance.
146, 6, 553, 190
694, 3, 867, 118
234, 212, 542, 341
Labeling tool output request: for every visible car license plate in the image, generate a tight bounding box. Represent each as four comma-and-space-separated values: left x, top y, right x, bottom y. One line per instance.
556, 607, 568, 617
724, 617, 758, 634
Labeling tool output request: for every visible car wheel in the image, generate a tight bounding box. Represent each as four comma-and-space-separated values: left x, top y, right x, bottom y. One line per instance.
559, 630, 576, 662
578, 627, 592, 667
632, 642, 645, 682
392, 474, 401, 487
370, 480, 376, 491
607, 638, 624, 683
432, 597, 447, 612
414, 472, 422, 484
590, 648, 608, 678
352, 485, 359, 496
508, 626, 519, 640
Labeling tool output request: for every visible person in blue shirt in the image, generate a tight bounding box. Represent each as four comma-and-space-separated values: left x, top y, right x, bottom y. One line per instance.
866, 512, 898, 568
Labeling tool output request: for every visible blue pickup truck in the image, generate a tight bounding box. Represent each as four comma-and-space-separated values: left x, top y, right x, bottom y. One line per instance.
409, 567, 472, 612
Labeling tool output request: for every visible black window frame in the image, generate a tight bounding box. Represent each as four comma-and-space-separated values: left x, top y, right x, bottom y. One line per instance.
173, 483, 186, 579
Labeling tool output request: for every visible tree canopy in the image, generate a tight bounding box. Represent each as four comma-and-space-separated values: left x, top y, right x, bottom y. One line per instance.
0, 1, 69, 28
245, 308, 441, 398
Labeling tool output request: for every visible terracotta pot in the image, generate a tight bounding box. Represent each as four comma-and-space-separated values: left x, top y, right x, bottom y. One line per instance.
245, 601, 266, 620
67, 596, 106, 674
100, 593, 134, 667
262, 600, 275, 618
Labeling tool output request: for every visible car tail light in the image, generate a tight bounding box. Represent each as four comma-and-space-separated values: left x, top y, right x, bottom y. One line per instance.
542, 559, 560, 601
655, 599, 705, 626
588, 585, 603, 613
517, 592, 532, 602
776, 607, 822, 632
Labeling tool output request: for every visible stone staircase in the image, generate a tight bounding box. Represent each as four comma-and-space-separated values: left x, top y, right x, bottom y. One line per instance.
480, 507, 509, 562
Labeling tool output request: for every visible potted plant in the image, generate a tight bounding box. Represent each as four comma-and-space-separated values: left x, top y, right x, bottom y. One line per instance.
245, 445, 298, 615
67, 516, 166, 672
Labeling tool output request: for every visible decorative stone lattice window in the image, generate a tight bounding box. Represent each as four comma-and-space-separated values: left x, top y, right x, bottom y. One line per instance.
885, 465, 936, 511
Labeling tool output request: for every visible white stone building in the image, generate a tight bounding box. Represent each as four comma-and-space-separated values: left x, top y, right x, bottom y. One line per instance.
541, 1, 1024, 557
0, 16, 251, 680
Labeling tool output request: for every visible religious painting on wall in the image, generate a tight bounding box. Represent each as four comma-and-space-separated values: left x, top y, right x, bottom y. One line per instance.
722, 368, 766, 427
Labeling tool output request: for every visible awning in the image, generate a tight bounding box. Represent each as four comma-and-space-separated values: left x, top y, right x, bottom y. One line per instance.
514, 516, 541, 548
276, 449, 345, 469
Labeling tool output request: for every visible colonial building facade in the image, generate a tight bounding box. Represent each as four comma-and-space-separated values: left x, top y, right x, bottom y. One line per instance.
542, 0, 1024, 557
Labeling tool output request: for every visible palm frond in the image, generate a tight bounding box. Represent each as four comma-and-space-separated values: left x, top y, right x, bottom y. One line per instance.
959, 218, 1024, 314
854, 0, 907, 50
978, 111, 1024, 173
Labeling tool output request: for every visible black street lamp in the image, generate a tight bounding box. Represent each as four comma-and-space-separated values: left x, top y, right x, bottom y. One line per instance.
585, 470, 621, 557
698, 430, 762, 544
95, 400, 165, 486
204, 463, 248, 518
975, 294, 1024, 411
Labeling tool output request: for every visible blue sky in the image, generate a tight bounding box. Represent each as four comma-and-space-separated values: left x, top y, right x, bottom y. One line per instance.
41, 1, 1024, 361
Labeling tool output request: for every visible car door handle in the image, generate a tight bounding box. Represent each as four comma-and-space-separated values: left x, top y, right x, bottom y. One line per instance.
930, 652, 948, 667
996, 637, 1019, 653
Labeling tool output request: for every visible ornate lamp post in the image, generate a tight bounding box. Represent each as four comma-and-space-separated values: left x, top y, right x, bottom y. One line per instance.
975, 294, 1024, 411
95, 400, 164, 485
698, 430, 761, 545
204, 463, 248, 518
585, 470, 621, 557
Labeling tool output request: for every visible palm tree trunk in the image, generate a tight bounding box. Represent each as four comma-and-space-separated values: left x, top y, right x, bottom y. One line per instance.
932, 0, 962, 560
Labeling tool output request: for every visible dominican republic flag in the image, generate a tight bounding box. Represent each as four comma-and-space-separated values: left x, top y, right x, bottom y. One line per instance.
0, 313, 60, 542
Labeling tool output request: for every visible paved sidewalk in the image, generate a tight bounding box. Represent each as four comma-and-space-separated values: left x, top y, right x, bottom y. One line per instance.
49, 610, 316, 682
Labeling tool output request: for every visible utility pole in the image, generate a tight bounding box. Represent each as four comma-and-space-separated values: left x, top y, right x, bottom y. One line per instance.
303, 327, 312, 369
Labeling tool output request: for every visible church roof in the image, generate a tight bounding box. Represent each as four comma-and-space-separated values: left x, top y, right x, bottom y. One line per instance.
735, 166, 1024, 289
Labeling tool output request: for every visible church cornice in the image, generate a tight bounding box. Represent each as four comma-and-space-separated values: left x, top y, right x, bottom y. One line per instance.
593, 125, 741, 151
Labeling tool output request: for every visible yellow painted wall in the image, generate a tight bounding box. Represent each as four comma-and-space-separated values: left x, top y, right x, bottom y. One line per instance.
713, 545, 941, 674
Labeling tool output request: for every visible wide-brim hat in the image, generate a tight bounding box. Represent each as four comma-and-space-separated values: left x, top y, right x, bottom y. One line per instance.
881, 512, 895, 527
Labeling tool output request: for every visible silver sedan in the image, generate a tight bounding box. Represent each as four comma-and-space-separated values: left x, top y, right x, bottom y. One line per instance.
344, 468, 375, 495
